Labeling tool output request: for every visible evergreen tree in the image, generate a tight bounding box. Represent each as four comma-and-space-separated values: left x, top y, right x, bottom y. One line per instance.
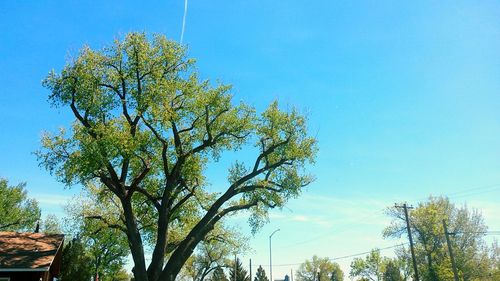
254, 266, 269, 281
229, 258, 250, 281
212, 267, 229, 281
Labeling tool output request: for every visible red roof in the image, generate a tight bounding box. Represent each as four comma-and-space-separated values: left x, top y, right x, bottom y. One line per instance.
0, 231, 64, 270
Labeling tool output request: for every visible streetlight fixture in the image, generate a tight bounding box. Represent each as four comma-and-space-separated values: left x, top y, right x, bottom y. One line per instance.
269, 229, 280, 281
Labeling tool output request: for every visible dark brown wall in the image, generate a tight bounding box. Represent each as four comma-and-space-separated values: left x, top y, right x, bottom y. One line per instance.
50, 241, 63, 277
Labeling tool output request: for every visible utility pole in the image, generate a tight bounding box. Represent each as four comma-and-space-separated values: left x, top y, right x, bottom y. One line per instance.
249, 259, 252, 281
443, 220, 459, 281
290, 269, 293, 281
395, 203, 420, 281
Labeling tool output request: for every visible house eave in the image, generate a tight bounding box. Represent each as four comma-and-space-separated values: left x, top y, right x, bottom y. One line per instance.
0, 268, 49, 272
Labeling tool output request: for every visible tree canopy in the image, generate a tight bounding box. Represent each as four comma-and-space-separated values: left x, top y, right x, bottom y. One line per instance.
296, 255, 344, 281
41, 214, 62, 234
39, 32, 317, 281
0, 178, 40, 231
382, 261, 402, 281
349, 249, 387, 281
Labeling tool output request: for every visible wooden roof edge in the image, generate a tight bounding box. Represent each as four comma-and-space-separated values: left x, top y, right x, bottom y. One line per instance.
47, 235, 65, 272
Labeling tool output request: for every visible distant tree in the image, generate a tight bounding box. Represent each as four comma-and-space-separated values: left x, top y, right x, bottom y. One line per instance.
382, 261, 402, 281
60, 239, 93, 281
487, 240, 500, 280
181, 224, 249, 281
384, 196, 491, 280
110, 269, 131, 281
330, 266, 344, 281
211, 267, 229, 281
296, 255, 343, 281
41, 214, 62, 234
254, 266, 269, 281
65, 193, 129, 281
391, 247, 412, 280
0, 178, 40, 231
229, 258, 250, 281
349, 249, 387, 281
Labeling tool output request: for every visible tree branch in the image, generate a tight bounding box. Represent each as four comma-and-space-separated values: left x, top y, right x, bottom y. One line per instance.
85, 215, 127, 233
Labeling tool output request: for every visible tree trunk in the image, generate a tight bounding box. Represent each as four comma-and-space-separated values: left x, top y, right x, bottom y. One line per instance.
122, 198, 149, 281
147, 202, 170, 281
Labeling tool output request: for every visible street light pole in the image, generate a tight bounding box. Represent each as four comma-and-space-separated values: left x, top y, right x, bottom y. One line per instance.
269, 229, 280, 281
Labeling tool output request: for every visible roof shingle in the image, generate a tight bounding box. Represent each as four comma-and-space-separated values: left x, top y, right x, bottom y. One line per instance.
0, 231, 64, 270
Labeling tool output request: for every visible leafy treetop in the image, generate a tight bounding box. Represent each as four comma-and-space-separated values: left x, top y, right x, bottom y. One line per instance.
0, 178, 40, 232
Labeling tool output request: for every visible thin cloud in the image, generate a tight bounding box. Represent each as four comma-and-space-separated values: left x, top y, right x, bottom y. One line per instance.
31, 194, 71, 206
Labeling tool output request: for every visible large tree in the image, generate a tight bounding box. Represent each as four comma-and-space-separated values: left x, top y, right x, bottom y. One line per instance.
296, 255, 344, 281
39, 32, 316, 281
384, 197, 491, 281
0, 178, 41, 231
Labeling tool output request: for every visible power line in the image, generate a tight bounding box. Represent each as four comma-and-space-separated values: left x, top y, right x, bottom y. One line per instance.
449, 183, 500, 196
251, 243, 407, 268
328, 243, 407, 261
250, 230, 500, 268
450, 231, 500, 235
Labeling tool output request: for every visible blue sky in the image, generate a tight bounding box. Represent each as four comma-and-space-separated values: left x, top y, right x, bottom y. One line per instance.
1, 0, 499, 278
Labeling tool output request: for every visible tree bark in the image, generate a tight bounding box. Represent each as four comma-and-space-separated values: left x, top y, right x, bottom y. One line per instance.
122, 198, 149, 281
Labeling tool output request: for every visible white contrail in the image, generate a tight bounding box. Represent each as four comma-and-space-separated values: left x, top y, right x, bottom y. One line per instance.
180, 0, 188, 44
